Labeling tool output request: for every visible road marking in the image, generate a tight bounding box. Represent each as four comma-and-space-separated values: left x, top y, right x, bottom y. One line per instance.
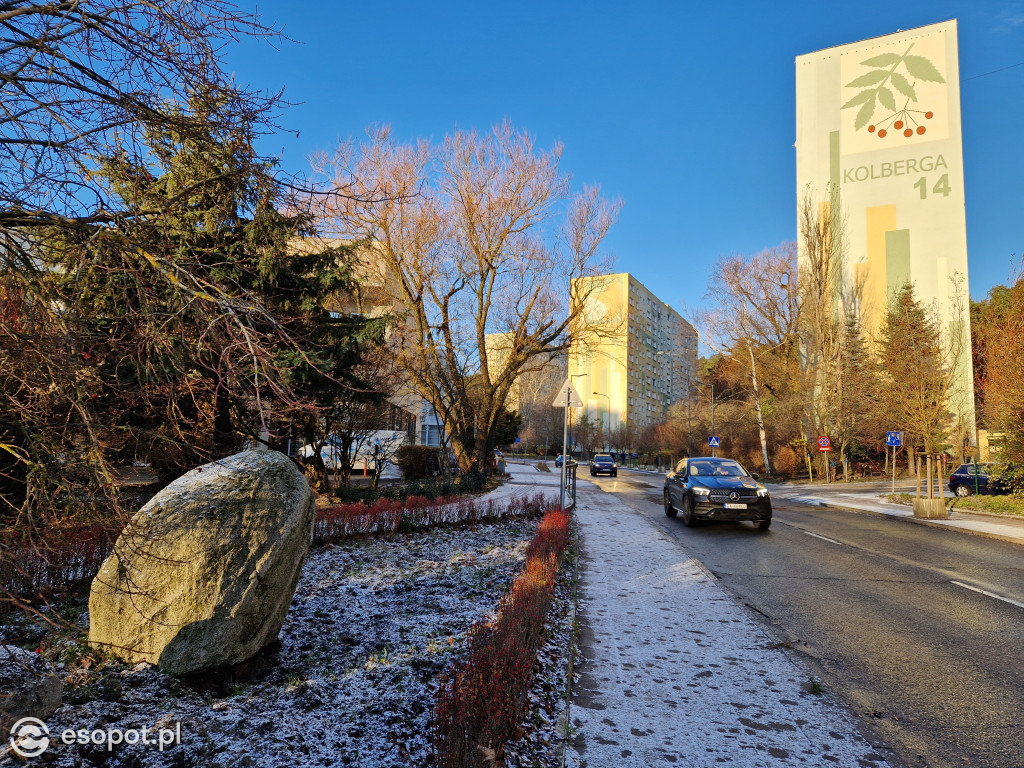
803, 530, 842, 545
950, 581, 1024, 610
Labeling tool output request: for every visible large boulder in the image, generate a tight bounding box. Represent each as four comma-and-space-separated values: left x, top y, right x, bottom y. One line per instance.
89, 450, 315, 675
0, 644, 62, 731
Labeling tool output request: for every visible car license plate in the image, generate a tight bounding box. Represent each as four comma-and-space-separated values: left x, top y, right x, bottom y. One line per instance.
724, 502, 747, 510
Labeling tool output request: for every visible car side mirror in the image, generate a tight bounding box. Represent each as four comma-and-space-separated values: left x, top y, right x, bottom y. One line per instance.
750, 472, 759, 480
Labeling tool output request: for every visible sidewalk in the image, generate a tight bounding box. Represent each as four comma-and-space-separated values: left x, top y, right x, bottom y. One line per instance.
768, 481, 1024, 545
486, 459, 598, 505
567, 485, 893, 768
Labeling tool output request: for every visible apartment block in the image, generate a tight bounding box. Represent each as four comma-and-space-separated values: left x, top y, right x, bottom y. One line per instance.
570, 273, 697, 433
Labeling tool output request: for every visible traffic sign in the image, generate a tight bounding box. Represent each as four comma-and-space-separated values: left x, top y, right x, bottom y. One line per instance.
817, 436, 831, 452
515, 437, 521, 443
551, 379, 583, 408
885, 431, 903, 447
708, 436, 720, 448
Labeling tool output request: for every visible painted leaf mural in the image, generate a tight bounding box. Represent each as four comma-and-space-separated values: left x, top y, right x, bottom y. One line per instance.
903, 55, 946, 82
842, 43, 944, 139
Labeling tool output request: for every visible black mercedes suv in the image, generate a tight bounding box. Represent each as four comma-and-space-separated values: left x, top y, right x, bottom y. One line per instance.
663, 456, 772, 530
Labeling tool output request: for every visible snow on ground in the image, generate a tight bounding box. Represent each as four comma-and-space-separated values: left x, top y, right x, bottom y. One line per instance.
5, 516, 549, 768
568, 487, 895, 768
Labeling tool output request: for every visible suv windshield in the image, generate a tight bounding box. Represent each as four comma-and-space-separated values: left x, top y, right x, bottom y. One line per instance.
593, 454, 612, 461
688, 460, 747, 477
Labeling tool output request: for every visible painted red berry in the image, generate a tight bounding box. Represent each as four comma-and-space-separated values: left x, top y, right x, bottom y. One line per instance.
925, 111, 933, 119
868, 125, 876, 133
904, 128, 913, 137
917, 126, 926, 135
878, 129, 887, 138
894, 120, 904, 129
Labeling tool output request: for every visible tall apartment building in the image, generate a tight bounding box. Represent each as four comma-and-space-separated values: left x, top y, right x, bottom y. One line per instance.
485, 333, 568, 448
570, 273, 697, 433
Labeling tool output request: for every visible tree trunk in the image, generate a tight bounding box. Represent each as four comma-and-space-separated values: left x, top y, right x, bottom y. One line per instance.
212, 381, 235, 456
748, 345, 772, 476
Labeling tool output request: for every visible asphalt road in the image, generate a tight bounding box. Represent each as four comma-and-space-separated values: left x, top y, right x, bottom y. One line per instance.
585, 471, 1024, 768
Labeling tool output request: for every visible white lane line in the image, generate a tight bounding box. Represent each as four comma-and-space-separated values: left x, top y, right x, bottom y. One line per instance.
950, 580, 1024, 610
803, 530, 842, 545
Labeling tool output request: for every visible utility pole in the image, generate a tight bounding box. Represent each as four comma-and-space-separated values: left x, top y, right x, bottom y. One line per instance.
560, 386, 569, 509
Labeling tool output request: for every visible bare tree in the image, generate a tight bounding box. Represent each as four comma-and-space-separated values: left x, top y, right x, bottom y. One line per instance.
798, 185, 858, 477
1, 1, 283, 235
318, 123, 619, 473
705, 244, 800, 476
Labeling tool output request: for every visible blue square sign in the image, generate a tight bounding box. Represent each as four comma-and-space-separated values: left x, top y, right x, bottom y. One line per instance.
885, 431, 903, 447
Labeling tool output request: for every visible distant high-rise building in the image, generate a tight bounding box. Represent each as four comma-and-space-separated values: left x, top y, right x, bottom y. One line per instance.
485, 333, 568, 450
569, 273, 697, 436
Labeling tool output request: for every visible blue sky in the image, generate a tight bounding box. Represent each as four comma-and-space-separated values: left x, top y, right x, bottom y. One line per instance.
229, 1, 1024, 321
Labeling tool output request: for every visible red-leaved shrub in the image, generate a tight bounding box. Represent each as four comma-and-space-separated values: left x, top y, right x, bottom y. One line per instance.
433, 508, 571, 767
0, 518, 120, 613
313, 493, 550, 546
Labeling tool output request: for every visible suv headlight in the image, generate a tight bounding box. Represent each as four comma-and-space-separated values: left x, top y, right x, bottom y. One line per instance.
692, 486, 711, 496
757, 487, 770, 498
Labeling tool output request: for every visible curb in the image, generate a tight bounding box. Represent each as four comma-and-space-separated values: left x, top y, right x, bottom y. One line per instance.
555, 515, 581, 768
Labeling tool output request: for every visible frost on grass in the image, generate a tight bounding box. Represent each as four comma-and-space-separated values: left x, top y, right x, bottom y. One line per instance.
10, 519, 536, 768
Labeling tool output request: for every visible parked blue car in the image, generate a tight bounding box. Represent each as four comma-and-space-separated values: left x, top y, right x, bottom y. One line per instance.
948, 463, 1009, 497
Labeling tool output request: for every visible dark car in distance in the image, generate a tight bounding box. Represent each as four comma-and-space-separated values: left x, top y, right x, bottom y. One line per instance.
589, 453, 617, 477
554, 454, 576, 469
948, 462, 1009, 497
664, 456, 772, 531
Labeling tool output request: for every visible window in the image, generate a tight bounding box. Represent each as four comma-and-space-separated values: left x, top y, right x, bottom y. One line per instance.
420, 424, 440, 446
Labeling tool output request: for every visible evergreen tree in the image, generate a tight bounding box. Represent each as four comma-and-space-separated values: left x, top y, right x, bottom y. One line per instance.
1, 96, 383, 519
877, 283, 953, 456
836, 310, 882, 464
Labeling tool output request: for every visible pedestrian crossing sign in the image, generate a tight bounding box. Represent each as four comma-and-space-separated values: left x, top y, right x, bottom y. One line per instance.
708, 436, 720, 447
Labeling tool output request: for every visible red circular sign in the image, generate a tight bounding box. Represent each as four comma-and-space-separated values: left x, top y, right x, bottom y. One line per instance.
817, 436, 831, 451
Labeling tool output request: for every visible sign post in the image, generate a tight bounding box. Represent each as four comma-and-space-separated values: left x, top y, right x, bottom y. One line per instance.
885, 431, 904, 494
817, 436, 831, 482
552, 379, 583, 509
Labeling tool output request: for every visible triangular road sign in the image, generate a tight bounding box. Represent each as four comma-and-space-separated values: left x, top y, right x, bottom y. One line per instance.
708, 436, 721, 447
552, 379, 584, 408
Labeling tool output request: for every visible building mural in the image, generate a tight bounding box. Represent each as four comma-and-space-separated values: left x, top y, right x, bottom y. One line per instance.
796, 20, 976, 439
